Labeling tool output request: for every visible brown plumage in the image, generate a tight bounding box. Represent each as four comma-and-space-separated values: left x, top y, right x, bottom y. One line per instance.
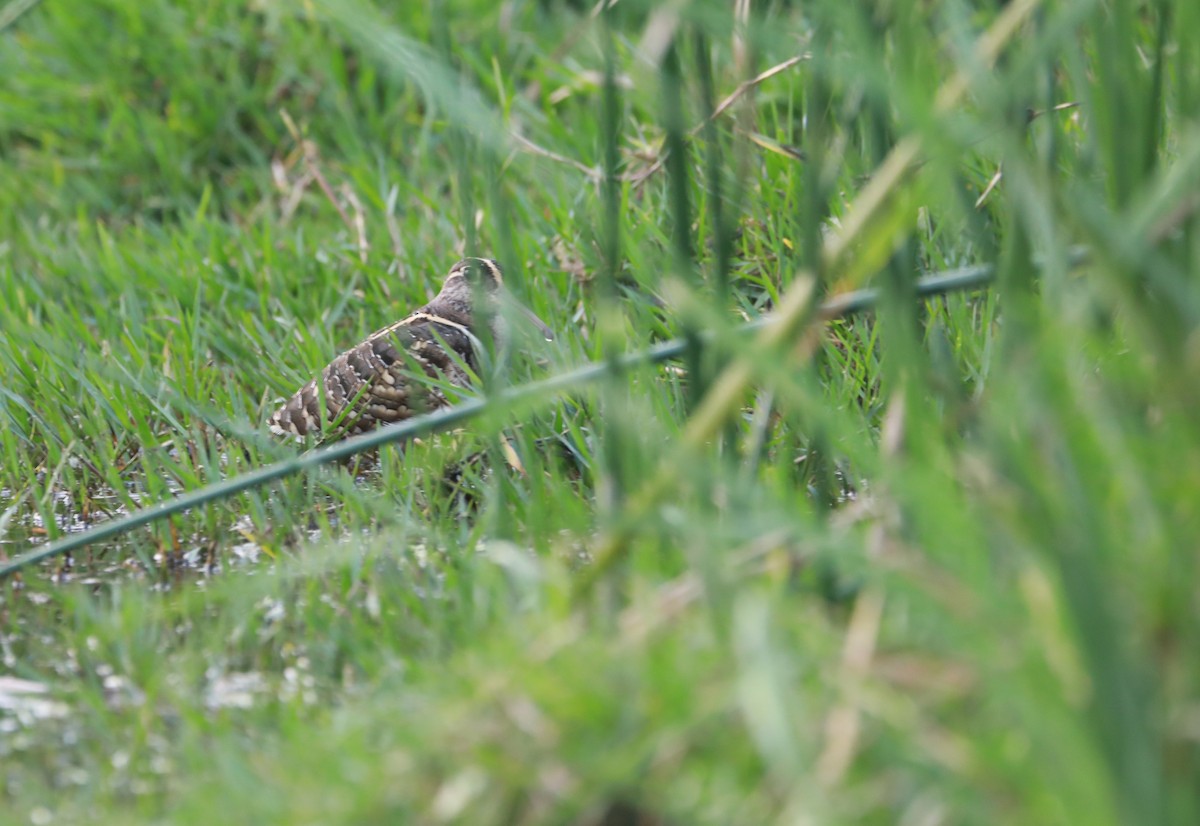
268, 258, 551, 441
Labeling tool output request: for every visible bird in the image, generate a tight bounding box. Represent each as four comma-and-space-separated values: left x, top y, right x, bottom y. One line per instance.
267, 257, 553, 442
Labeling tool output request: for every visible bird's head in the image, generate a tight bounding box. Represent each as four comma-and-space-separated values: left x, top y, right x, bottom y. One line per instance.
437, 257, 554, 342
443, 257, 505, 296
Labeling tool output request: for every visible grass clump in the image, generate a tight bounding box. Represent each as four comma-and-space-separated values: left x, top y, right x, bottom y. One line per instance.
2, 0, 1199, 823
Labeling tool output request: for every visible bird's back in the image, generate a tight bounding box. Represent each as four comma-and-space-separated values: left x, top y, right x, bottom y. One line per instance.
267, 308, 479, 441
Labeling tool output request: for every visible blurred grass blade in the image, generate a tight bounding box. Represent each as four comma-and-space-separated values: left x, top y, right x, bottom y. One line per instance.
0, 260, 1000, 579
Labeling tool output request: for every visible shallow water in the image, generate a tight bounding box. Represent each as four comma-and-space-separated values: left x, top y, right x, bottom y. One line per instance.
0, 485, 251, 585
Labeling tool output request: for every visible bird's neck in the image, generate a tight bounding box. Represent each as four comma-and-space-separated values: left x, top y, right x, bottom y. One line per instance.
423, 296, 473, 327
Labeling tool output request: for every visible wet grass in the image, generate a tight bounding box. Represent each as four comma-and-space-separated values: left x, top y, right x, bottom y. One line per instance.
2, 0, 1200, 822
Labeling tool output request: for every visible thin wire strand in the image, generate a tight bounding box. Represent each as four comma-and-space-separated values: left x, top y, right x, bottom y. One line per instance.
0, 254, 1078, 580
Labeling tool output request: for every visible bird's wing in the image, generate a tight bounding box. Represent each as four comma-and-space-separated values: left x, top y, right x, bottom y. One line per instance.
267, 313, 479, 441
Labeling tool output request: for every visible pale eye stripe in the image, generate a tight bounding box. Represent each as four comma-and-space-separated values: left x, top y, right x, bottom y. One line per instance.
478, 258, 502, 283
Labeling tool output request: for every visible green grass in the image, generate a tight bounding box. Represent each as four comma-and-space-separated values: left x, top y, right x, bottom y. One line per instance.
2, 0, 1199, 822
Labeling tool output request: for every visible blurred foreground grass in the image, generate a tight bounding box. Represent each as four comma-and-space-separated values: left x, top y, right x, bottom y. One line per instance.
1, 0, 1199, 823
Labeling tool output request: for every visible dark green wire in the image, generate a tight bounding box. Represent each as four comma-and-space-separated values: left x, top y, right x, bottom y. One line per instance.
0, 255, 1045, 579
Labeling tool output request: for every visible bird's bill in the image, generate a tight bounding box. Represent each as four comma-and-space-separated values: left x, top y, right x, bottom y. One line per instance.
520, 305, 555, 342
515, 301, 555, 342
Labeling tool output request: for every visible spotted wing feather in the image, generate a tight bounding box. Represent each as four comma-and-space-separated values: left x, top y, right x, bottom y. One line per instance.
268, 313, 479, 441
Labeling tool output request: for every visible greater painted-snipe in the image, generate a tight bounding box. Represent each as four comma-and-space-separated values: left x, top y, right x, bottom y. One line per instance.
267, 257, 552, 441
